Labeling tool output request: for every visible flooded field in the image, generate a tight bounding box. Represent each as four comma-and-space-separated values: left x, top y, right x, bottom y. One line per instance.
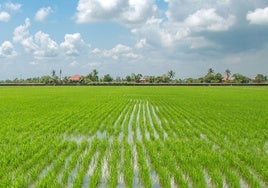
0, 86, 267, 187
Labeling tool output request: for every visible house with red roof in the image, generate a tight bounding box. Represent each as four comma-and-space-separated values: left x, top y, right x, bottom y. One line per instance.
69, 74, 81, 82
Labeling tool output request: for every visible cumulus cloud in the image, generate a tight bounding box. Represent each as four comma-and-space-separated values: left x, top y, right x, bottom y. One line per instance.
135, 38, 147, 49
60, 33, 86, 56
103, 44, 132, 60
184, 8, 235, 32
5, 2, 22, 11
75, 0, 157, 25
32, 31, 58, 58
35, 7, 53, 22
13, 18, 59, 58
70, 60, 79, 67
0, 41, 17, 58
0, 11, 10, 22
91, 44, 141, 60
247, 7, 268, 25
13, 18, 31, 42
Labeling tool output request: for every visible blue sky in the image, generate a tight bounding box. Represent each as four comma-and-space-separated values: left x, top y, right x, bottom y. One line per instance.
0, 0, 268, 79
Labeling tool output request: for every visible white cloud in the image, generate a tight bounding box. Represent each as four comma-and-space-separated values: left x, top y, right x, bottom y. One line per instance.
29, 61, 38, 65
247, 7, 268, 25
121, 0, 157, 24
13, 19, 59, 58
0, 11, 10, 22
13, 18, 31, 42
5, 2, 22, 11
32, 31, 58, 58
90, 43, 141, 61
91, 48, 101, 54
131, 17, 179, 48
0, 41, 17, 58
60, 33, 86, 56
135, 38, 147, 49
35, 7, 53, 22
70, 61, 79, 67
184, 8, 235, 32
75, 0, 156, 25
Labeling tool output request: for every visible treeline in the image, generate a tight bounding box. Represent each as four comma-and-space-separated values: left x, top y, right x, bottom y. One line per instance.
0, 68, 267, 84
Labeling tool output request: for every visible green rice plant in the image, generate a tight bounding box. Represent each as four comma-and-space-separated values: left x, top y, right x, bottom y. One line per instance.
123, 142, 134, 187
89, 140, 108, 188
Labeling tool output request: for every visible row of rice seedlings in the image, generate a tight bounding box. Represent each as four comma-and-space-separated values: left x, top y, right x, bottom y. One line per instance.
199, 151, 224, 187
3, 143, 54, 187
113, 101, 133, 138
149, 102, 170, 139
145, 101, 159, 140
139, 139, 160, 187
108, 139, 120, 188
144, 140, 171, 187
154, 139, 189, 187
89, 139, 108, 187
149, 100, 178, 138
61, 141, 88, 186
164, 139, 208, 187
93, 100, 123, 132
71, 138, 98, 187
8, 139, 51, 178
143, 102, 156, 140
139, 101, 150, 141
221, 151, 262, 187
25, 142, 67, 187
152, 99, 189, 138
147, 102, 165, 140
67, 101, 116, 137
128, 101, 139, 144
183, 107, 265, 188
147, 100, 228, 187
36, 143, 76, 187
60, 103, 106, 135
105, 99, 129, 135
123, 142, 134, 187
122, 101, 136, 142
136, 142, 152, 187
237, 152, 268, 185
134, 100, 143, 142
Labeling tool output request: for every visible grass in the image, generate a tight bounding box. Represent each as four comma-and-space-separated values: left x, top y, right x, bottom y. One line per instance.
0, 86, 267, 187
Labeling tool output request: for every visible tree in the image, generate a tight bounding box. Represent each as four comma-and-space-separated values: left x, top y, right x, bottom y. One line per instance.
51, 70, 56, 78
232, 73, 249, 83
214, 73, 223, 83
59, 69, 62, 83
136, 74, 143, 83
103, 74, 113, 82
167, 70, 175, 80
225, 69, 231, 79
91, 69, 98, 81
255, 74, 266, 83
51, 70, 58, 84
208, 68, 214, 74
87, 69, 99, 82
126, 75, 131, 82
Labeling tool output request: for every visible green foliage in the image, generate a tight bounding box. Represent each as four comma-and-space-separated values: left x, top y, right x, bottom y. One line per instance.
102, 74, 113, 82
232, 73, 250, 83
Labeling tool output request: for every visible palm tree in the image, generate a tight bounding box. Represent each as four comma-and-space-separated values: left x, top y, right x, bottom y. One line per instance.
59, 69, 62, 83
208, 68, 214, 74
225, 69, 231, 80
167, 70, 175, 80
51, 70, 56, 78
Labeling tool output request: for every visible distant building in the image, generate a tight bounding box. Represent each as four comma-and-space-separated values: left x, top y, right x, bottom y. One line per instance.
139, 77, 147, 83
222, 76, 235, 82
69, 74, 81, 82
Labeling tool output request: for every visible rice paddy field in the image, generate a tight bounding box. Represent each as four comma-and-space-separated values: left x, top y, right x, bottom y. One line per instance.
0, 86, 267, 188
